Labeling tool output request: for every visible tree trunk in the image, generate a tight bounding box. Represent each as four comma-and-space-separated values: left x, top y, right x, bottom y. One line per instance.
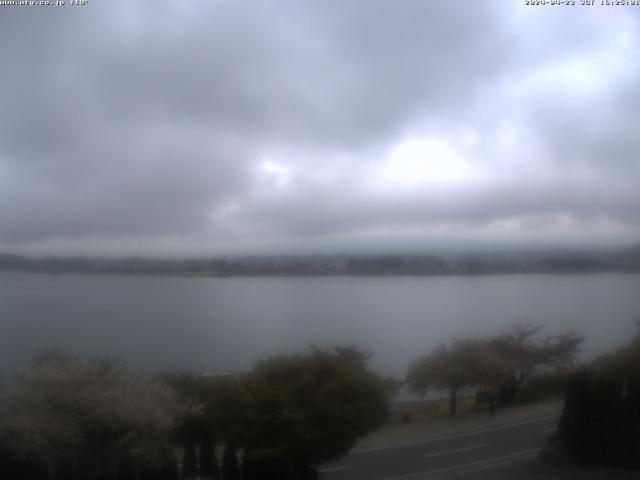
499, 380, 519, 405
449, 384, 459, 416
47, 460, 56, 480
182, 438, 198, 479
109, 458, 118, 480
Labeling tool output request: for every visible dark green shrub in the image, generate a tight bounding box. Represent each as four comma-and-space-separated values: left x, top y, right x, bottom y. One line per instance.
559, 366, 640, 466
558, 368, 593, 463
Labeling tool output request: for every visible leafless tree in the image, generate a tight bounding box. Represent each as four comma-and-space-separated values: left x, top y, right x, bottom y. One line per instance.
407, 324, 583, 414
486, 323, 583, 404
407, 338, 508, 415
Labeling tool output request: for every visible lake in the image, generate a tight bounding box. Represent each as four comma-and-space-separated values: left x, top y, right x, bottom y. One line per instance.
1, 272, 639, 379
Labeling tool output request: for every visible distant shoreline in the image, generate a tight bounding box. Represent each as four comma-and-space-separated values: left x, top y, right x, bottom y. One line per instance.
1, 247, 639, 278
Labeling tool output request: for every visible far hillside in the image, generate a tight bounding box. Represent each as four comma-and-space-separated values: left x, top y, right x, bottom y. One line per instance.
1, 245, 639, 277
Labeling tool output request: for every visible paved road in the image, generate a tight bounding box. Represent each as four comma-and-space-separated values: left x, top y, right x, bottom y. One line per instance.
319, 414, 559, 480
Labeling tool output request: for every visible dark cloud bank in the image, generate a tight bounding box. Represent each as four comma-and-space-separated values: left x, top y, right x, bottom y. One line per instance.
0, 1, 638, 256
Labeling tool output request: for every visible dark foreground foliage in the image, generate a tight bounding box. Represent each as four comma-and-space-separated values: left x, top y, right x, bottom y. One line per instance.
239, 346, 388, 477
1, 346, 387, 479
557, 333, 640, 467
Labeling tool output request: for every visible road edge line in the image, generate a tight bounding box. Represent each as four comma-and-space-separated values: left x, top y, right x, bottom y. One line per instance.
350, 412, 560, 455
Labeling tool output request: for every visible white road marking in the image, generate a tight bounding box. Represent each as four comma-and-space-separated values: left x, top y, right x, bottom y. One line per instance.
318, 465, 351, 473
351, 413, 559, 455
378, 448, 540, 480
423, 443, 487, 459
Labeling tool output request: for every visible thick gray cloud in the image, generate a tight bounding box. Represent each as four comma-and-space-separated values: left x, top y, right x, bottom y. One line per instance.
0, 1, 638, 255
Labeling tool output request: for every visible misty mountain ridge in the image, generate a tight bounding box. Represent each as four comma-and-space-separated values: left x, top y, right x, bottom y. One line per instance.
1, 244, 639, 277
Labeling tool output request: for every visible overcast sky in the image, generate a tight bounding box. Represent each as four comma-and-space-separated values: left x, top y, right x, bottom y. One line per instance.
1, 1, 638, 256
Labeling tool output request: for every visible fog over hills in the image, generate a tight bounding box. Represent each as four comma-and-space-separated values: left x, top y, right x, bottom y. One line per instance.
2, 244, 639, 276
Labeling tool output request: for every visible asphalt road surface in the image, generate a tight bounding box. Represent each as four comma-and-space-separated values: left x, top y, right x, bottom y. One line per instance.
319, 413, 560, 480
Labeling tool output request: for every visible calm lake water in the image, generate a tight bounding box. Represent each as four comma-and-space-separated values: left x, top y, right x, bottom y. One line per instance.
2, 272, 639, 379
